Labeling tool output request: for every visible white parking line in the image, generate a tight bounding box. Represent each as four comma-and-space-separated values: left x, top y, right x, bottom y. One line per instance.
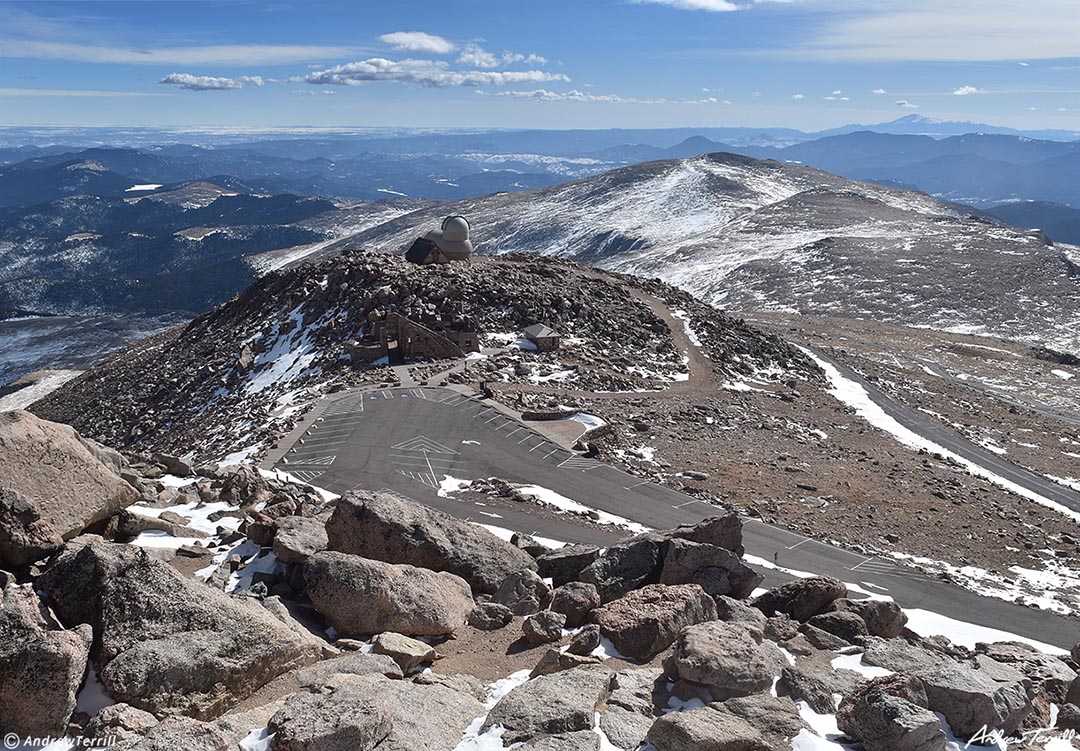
786, 539, 812, 551
624, 479, 651, 490
543, 448, 562, 460
528, 441, 547, 452
848, 556, 876, 572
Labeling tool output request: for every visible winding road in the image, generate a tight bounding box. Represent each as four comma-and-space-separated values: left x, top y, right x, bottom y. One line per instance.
266, 380, 1080, 650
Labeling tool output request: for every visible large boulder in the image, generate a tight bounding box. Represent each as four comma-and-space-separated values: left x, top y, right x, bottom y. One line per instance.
284, 674, 484, 751
836, 674, 946, 751
600, 667, 665, 750
268, 686, 392, 751
827, 598, 908, 638
38, 538, 321, 719
716, 694, 811, 748
272, 515, 328, 565
324, 490, 536, 594
645, 704, 775, 751
524, 610, 567, 646
578, 516, 747, 603
0, 583, 92, 738
0, 411, 140, 567
372, 632, 438, 673
752, 576, 847, 621
83, 704, 159, 744
537, 544, 601, 587
111, 716, 231, 751
974, 642, 1075, 701
493, 568, 551, 616
669, 621, 782, 701
292, 653, 403, 690
861, 638, 1033, 738
579, 537, 661, 603
593, 584, 718, 662
548, 581, 601, 628
518, 732, 601, 750
305, 551, 473, 637
482, 664, 613, 743
659, 539, 763, 600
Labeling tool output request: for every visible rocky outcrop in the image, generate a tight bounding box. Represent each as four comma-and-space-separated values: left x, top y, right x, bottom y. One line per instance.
668, 620, 783, 701
268, 686, 392, 751
518, 732, 601, 750
658, 539, 763, 600
0, 410, 139, 567
537, 545, 601, 588
600, 667, 665, 749
468, 602, 514, 630
482, 664, 613, 743
645, 704, 775, 751
548, 581, 601, 628
593, 584, 718, 661
0, 583, 92, 738
493, 569, 551, 616
83, 704, 158, 744
752, 576, 847, 621
272, 515, 328, 565
836, 674, 946, 751
372, 632, 438, 673
325, 490, 536, 594
111, 716, 231, 751
827, 598, 907, 638
292, 653, 403, 690
580, 517, 749, 603
861, 637, 1033, 737
524, 610, 567, 646
37, 538, 320, 720
305, 551, 473, 637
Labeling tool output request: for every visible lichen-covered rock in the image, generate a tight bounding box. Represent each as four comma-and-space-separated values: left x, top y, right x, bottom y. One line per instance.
752, 576, 847, 622
593, 584, 717, 661
548, 581, 601, 628
305, 551, 473, 637
669, 620, 782, 701
493, 569, 551, 616
38, 538, 320, 720
324, 490, 536, 594
524, 610, 567, 646
482, 664, 613, 743
0, 583, 92, 738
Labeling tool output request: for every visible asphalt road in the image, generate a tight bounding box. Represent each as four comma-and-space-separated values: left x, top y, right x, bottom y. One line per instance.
809, 346, 1080, 515
273, 385, 1080, 649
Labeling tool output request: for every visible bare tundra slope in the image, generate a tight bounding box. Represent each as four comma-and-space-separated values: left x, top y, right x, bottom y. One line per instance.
291, 152, 1080, 351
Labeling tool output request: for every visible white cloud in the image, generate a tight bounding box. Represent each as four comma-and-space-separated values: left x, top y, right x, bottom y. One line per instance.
796, 0, 1080, 62
791, 93, 805, 99
630, 0, 740, 10
495, 88, 727, 104
952, 85, 982, 95
895, 99, 920, 109
831, 89, 843, 95
159, 73, 244, 91
305, 58, 568, 88
872, 88, 887, 94
0, 40, 359, 65
457, 43, 500, 69
240, 75, 265, 87
458, 44, 547, 69
377, 32, 455, 55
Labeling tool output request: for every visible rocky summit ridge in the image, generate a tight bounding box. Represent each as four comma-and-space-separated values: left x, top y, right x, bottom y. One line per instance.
29, 251, 809, 462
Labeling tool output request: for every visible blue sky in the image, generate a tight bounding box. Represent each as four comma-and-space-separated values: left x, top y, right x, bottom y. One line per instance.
1, 0, 1079, 131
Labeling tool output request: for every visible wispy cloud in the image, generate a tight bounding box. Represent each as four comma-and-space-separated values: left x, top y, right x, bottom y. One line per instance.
872, 88, 887, 94
0, 40, 360, 66
630, 0, 739, 10
494, 89, 728, 104
796, 0, 1080, 62
896, 99, 920, 109
377, 32, 455, 55
0, 87, 166, 97
457, 44, 547, 69
952, 85, 983, 95
791, 93, 805, 99
305, 58, 568, 88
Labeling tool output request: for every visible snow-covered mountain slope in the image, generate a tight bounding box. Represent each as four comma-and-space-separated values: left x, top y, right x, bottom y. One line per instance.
320, 152, 1080, 351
